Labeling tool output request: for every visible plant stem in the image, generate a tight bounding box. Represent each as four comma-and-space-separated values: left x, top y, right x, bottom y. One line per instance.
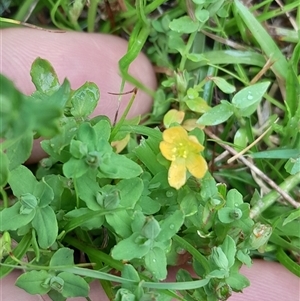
0, 187, 8, 208
14, 0, 38, 21
250, 172, 300, 218
205, 129, 300, 210
87, 0, 99, 32
173, 235, 210, 274
179, 31, 197, 71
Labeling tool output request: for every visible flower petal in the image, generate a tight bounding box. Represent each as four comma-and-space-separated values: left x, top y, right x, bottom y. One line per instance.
159, 141, 176, 161
162, 126, 188, 144
188, 135, 204, 152
186, 153, 208, 179
168, 158, 186, 190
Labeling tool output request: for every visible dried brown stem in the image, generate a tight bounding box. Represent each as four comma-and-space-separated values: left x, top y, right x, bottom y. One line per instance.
205, 128, 300, 209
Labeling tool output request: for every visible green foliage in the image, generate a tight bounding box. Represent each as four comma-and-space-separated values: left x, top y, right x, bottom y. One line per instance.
0, 58, 268, 301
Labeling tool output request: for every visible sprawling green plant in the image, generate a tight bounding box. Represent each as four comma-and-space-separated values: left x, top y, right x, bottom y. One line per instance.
0, 56, 278, 301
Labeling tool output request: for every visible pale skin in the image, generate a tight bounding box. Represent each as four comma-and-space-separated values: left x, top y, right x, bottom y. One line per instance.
1, 29, 299, 301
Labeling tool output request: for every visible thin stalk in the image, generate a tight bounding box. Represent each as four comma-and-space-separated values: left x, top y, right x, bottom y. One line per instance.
14, 0, 38, 21
87, 0, 99, 32
0, 187, 8, 209
250, 172, 300, 218
179, 31, 197, 71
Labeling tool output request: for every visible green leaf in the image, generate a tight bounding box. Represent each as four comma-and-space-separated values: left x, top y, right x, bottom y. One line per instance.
233, 128, 248, 150
32, 206, 58, 248
131, 211, 146, 233
65, 208, 105, 230
225, 272, 250, 291
77, 122, 97, 150
47, 290, 67, 301
232, 82, 270, 117
218, 207, 241, 224
200, 172, 218, 201
220, 236, 236, 268
100, 153, 142, 179
133, 136, 163, 176
283, 208, 300, 226
70, 82, 100, 118
210, 77, 236, 94
50, 248, 74, 267
58, 266, 210, 290
197, 101, 233, 126
0, 151, 9, 186
286, 40, 300, 114
163, 109, 185, 127
75, 172, 101, 210
186, 50, 266, 71
15, 270, 51, 295
19, 193, 38, 214
63, 157, 89, 179
169, 16, 199, 34
168, 32, 186, 55
106, 210, 132, 238
234, 0, 288, 80
118, 178, 144, 208
144, 247, 167, 280
285, 157, 300, 175
0, 202, 35, 231
111, 233, 151, 261
0, 233, 32, 277
195, 8, 209, 23
115, 289, 136, 301
33, 179, 54, 207
211, 247, 229, 270
186, 53, 207, 63
6, 132, 33, 170
8, 165, 37, 197
121, 264, 140, 292
141, 216, 161, 240
94, 119, 111, 142
226, 189, 243, 207
207, 269, 228, 279
30, 99, 62, 137
156, 210, 184, 242
236, 250, 252, 268
138, 196, 161, 215
69, 139, 88, 159
185, 97, 210, 113
41, 118, 78, 157
48, 78, 71, 110
30, 58, 60, 94
276, 248, 300, 277
68, 0, 85, 22
250, 148, 300, 159
58, 272, 89, 298
180, 193, 198, 216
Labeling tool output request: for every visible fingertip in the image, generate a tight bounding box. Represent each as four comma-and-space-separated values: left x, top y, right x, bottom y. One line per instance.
1, 28, 156, 119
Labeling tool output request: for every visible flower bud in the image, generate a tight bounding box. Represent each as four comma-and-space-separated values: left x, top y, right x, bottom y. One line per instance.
141, 216, 161, 240
211, 247, 228, 270
250, 223, 272, 250
86, 151, 101, 168
0, 231, 12, 260
19, 193, 38, 214
50, 276, 64, 292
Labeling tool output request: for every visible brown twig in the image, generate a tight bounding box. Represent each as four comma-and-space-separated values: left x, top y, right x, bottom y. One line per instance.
205, 128, 300, 209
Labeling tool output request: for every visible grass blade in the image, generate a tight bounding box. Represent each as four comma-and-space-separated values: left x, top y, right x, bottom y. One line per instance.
234, 0, 288, 80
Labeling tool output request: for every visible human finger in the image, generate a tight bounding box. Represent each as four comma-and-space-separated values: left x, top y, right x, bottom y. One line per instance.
1, 28, 156, 162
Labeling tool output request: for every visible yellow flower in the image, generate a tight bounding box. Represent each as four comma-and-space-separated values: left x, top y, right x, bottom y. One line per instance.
159, 126, 208, 189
